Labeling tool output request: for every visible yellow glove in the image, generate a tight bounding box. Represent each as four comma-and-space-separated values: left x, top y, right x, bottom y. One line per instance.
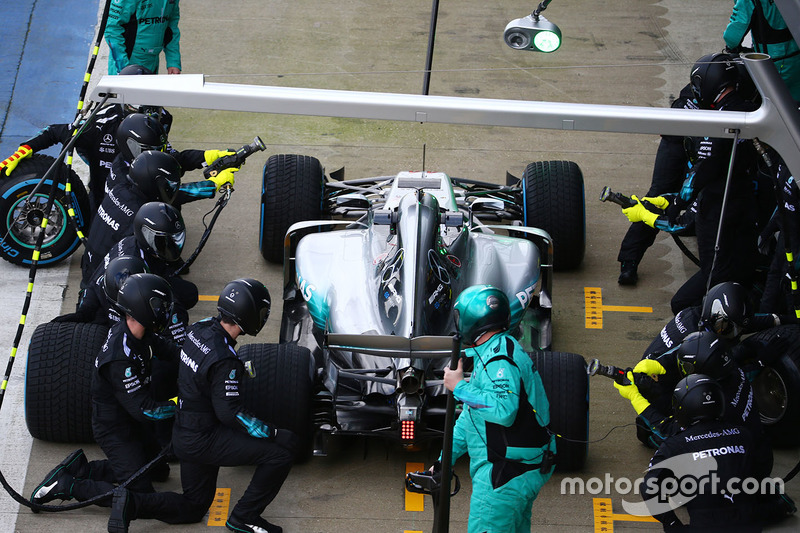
622, 195, 658, 228
206, 166, 238, 190
613, 371, 651, 414
204, 149, 235, 165
633, 358, 666, 378
642, 195, 670, 210
0, 145, 33, 176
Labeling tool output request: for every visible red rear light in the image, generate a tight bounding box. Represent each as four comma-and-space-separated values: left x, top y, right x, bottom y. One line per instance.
401, 420, 415, 440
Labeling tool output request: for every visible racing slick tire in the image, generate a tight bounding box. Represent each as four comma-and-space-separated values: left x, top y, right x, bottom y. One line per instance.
0, 154, 90, 266
531, 351, 589, 471
259, 154, 324, 264
238, 342, 315, 462
522, 161, 585, 271
740, 325, 800, 447
25, 322, 109, 443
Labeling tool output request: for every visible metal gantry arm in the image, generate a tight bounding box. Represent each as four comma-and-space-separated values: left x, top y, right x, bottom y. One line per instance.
91, 54, 800, 177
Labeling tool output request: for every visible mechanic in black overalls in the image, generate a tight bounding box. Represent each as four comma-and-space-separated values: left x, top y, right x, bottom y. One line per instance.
53, 254, 149, 325
88, 201, 197, 345
621, 53, 761, 314
104, 279, 297, 533
30, 273, 179, 509
0, 65, 170, 211
641, 374, 794, 530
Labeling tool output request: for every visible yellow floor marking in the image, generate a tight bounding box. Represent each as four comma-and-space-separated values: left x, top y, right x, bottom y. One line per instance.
593, 497, 659, 532
207, 488, 231, 527
405, 462, 425, 512
199, 294, 216, 302
585, 287, 653, 329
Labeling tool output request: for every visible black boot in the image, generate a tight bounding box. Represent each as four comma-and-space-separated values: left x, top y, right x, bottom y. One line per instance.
108, 487, 134, 533
30, 449, 85, 511
618, 261, 639, 286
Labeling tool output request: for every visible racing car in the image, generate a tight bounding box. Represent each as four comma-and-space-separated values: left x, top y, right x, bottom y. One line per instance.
240, 154, 591, 470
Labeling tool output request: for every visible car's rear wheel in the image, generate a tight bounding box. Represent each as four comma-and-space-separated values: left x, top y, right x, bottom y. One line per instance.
522, 161, 585, 271
25, 322, 108, 442
0, 154, 89, 266
238, 342, 315, 462
531, 351, 589, 471
741, 325, 800, 447
259, 154, 324, 263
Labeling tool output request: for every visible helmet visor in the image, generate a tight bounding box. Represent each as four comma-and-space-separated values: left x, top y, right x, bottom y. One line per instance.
141, 226, 185, 262
125, 137, 167, 160
149, 295, 174, 332
678, 359, 695, 376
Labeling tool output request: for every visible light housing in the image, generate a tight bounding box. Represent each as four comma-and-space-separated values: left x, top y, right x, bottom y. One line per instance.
504, 15, 562, 53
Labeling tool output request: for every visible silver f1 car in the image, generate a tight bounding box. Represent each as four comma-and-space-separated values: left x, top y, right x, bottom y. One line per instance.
248, 154, 591, 470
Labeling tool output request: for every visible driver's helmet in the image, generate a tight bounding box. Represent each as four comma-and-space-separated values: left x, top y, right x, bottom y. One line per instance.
116, 113, 168, 163
672, 373, 725, 427
677, 331, 733, 378
453, 284, 510, 347
217, 278, 271, 336
699, 282, 749, 339
133, 202, 186, 262
116, 273, 174, 332
690, 52, 738, 109
102, 255, 150, 306
128, 150, 182, 204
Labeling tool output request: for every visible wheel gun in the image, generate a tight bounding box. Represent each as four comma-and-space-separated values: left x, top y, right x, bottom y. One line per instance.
203, 136, 267, 179
587, 358, 631, 386
599, 186, 637, 208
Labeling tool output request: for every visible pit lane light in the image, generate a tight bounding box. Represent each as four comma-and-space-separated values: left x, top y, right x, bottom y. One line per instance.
504, 0, 562, 53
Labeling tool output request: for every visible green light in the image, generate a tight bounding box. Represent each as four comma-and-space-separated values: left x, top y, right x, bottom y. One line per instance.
534, 31, 561, 53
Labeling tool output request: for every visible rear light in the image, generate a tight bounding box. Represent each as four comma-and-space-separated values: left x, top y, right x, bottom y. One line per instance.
401, 420, 415, 441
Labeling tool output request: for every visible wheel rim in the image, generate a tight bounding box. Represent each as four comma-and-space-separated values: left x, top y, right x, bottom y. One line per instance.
751, 367, 788, 425
7, 193, 67, 249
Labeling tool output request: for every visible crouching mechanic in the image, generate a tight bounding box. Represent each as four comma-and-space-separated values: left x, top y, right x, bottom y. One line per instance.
105, 279, 297, 533
437, 284, 556, 533
641, 374, 794, 530
31, 274, 179, 509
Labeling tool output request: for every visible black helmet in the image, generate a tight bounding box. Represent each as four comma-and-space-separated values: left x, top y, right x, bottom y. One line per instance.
699, 282, 749, 339
133, 202, 185, 262
102, 255, 150, 305
672, 374, 725, 427
453, 285, 510, 346
690, 53, 738, 108
217, 278, 271, 336
119, 64, 153, 76
116, 273, 174, 332
116, 113, 168, 162
128, 151, 182, 203
677, 331, 733, 378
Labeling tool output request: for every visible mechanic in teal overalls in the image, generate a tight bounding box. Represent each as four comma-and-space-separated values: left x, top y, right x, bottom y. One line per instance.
441, 284, 556, 533
724, 0, 800, 101
105, 0, 182, 75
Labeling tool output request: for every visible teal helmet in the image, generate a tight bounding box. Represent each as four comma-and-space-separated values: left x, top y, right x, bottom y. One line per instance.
453, 285, 510, 346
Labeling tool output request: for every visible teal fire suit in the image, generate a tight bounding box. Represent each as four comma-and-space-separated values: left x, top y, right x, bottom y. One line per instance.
724, 0, 800, 101
105, 0, 181, 75
447, 333, 556, 533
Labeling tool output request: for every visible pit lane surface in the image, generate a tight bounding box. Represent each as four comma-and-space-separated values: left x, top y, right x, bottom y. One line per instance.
2, 0, 800, 532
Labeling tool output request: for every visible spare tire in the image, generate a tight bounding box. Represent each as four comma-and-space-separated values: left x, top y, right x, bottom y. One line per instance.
259, 154, 324, 264
25, 321, 109, 442
0, 154, 90, 266
531, 351, 589, 471
238, 342, 315, 462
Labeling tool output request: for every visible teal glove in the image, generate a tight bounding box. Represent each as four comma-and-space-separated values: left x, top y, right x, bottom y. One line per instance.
0, 145, 33, 176
204, 149, 235, 165
206, 166, 238, 191
622, 195, 658, 227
